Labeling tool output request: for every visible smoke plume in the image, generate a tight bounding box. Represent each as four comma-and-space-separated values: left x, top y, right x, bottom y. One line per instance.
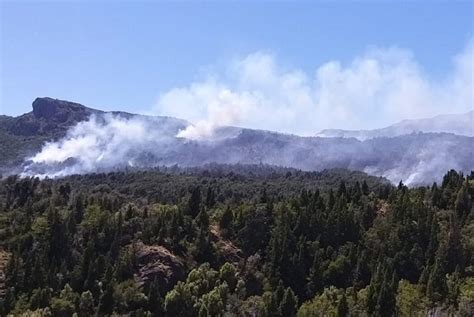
157, 38, 473, 138
21, 114, 184, 178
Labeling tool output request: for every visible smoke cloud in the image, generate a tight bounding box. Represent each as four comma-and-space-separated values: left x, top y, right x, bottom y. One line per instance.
21, 111, 473, 185
21, 114, 185, 178
156, 39, 473, 138
19, 39, 474, 183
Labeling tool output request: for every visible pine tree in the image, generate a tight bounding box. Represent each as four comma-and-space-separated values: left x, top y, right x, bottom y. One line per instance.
337, 293, 348, 317
445, 213, 463, 273
431, 183, 441, 207
147, 277, 164, 317
455, 180, 471, 221
205, 186, 216, 209
279, 287, 297, 317
275, 280, 285, 306
307, 247, 324, 296
264, 291, 280, 317
446, 266, 461, 307
328, 189, 335, 210
99, 280, 115, 314
362, 180, 369, 195
188, 187, 202, 218
164, 282, 194, 317
219, 206, 233, 238
426, 241, 448, 302
367, 262, 383, 315
198, 304, 208, 317
219, 262, 237, 291
377, 270, 397, 316
197, 209, 209, 231
338, 181, 347, 198
79, 291, 95, 317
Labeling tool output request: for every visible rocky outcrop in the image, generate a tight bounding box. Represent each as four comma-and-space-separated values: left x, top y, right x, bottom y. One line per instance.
6, 98, 100, 137
133, 242, 185, 292
32, 97, 100, 122
210, 225, 243, 264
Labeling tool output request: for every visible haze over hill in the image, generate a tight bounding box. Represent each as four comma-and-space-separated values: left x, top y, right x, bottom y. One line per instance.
1, 97, 472, 185
317, 111, 474, 140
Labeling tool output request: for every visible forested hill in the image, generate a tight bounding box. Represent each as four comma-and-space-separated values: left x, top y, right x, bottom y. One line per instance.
34, 165, 391, 205
0, 166, 472, 316
2, 97, 473, 185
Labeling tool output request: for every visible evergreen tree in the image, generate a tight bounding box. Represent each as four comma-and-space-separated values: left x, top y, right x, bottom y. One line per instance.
188, 187, 202, 218
219, 206, 233, 238
147, 277, 164, 316
337, 293, 348, 317
362, 180, 369, 195
198, 304, 208, 317
455, 181, 471, 221
426, 241, 448, 302
79, 291, 95, 317
205, 186, 216, 209
279, 287, 297, 317
367, 262, 383, 315
164, 282, 194, 317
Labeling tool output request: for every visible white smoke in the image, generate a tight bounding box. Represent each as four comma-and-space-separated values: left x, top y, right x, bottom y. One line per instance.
364, 135, 467, 186
21, 114, 182, 178
156, 39, 473, 139
20, 112, 472, 184
173, 85, 255, 140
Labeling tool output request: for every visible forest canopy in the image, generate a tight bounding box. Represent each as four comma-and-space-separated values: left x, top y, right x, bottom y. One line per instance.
0, 165, 472, 316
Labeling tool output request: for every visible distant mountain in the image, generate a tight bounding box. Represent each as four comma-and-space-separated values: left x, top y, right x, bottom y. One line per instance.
1, 97, 473, 185
316, 111, 474, 140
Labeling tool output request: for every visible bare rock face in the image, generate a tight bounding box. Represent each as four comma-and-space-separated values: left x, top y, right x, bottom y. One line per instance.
7, 97, 101, 137
32, 97, 99, 123
134, 242, 185, 292
210, 225, 244, 264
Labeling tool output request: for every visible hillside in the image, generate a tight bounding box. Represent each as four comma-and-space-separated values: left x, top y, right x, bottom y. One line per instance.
0, 98, 187, 175
1, 98, 473, 185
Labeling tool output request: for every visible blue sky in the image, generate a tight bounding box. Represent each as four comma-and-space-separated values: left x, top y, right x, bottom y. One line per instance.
1, 1, 473, 133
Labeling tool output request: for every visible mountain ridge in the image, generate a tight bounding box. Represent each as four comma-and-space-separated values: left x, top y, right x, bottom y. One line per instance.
317, 110, 474, 140
1, 97, 473, 185
0, 97, 187, 173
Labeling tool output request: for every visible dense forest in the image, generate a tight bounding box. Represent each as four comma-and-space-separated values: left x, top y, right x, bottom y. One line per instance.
0, 165, 472, 316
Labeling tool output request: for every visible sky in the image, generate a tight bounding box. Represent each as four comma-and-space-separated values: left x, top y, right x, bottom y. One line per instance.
1, 1, 473, 135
